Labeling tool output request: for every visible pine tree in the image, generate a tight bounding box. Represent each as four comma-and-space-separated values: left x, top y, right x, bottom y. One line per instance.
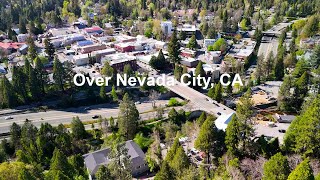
168, 30, 181, 65
171, 146, 190, 176
28, 67, 41, 101
44, 38, 55, 60
225, 115, 241, 156
53, 57, 65, 91
19, 17, 27, 34
195, 62, 205, 77
195, 115, 225, 163
11, 66, 28, 103
18, 167, 36, 180
123, 64, 133, 77
0, 76, 18, 108
278, 75, 293, 111
208, 86, 215, 99
288, 159, 314, 180
196, 112, 207, 126
50, 148, 73, 177
165, 135, 180, 163
174, 64, 183, 80
154, 161, 174, 180
213, 83, 223, 102
71, 117, 86, 140
111, 85, 118, 102
274, 47, 285, 80
10, 122, 21, 149
27, 36, 37, 61
118, 93, 139, 140
34, 57, 47, 95
99, 85, 107, 101
263, 153, 290, 180
187, 34, 198, 50
107, 142, 132, 180
284, 95, 320, 157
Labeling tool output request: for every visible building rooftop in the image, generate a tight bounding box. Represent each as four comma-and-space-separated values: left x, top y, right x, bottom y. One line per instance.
215, 112, 236, 131
83, 140, 146, 175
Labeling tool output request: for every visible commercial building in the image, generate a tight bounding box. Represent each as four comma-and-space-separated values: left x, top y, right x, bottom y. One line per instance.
83, 140, 149, 180
91, 48, 116, 62
79, 44, 107, 54
102, 53, 137, 71
180, 57, 199, 67
161, 21, 173, 36
72, 54, 90, 66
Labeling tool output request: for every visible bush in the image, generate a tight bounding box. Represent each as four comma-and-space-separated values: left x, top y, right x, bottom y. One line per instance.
167, 98, 182, 107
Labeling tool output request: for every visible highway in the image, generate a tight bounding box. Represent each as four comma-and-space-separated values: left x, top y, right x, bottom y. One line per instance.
0, 100, 169, 134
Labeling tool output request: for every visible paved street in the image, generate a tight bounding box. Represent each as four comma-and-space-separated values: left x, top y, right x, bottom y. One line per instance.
0, 100, 169, 134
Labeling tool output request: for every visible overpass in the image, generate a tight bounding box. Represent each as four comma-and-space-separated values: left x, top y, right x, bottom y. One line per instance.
161, 76, 235, 116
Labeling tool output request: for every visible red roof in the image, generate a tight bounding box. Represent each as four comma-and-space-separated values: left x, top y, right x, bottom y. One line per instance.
0, 42, 25, 50
84, 26, 103, 33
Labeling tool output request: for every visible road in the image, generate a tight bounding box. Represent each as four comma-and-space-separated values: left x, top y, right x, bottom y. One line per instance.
160, 75, 235, 116
0, 100, 169, 134
258, 38, 279, 59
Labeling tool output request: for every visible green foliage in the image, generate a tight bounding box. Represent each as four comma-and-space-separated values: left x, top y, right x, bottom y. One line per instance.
111, 85, 118, 102
154, 161, 174, 180
263, 153, 290, 180
195, 61, 205, 77
170, 146, 190, 176
168, 30, 181, 64
71, 117, 86, 140
149, 50, 167, 70
167, 98, 183, 107
95, 165, 113, 180
196, 112, 207, 126
53, 57, 66, 91
288, 159, 314, 180
187, 34, 198, 50
118, 93, 139, 140
195, 115, 225, 162
133, 133, 152, 151
284, 95, 320, 157
207, 38, 227, 51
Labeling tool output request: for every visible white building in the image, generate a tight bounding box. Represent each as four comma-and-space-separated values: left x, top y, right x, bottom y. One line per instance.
203, 39, 216, 48
161, 21, 173, 36
215, 112, 236, 131
73, 54, 90, 66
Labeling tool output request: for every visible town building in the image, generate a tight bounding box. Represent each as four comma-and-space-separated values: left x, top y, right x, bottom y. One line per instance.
215, 112, 236, 131
79, 44, 107, 54
102, 53, 137, 71
91, 48, 116, 62
83, 26, 104, 36
181, 48, 197, 58
0, 42, 26, 54
72, 54, 90, 66
180, 57, 199, 67
83, 140, 149, 180
161, 21, 173, 36
203, 39, 216, 48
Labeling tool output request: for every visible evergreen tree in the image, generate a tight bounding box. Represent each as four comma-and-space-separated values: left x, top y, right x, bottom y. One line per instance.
225, 115, 241, 156
18, 167, 36, 180
174, 64, 183, 80
34, 57, 47, 95
28, 67, 41, 101
10, 122, 21, 149
123, 64, 133, 77
50, 148, 73, 177
0, 76, 18, 108
118, 93, 139, 140
165, 135, 180, 163
263, 153, 290, 180
168, 30, 181, 65
53, 57, 65, 91
154, 161, 174, 180
288, 159, 314, 180
99, 86, 107, 101
213, 83, 223, 102
278, 75, 294, 111
27, 36, 37, 61
171, 146, 190, 177
111, 85, 118, 102
107, 142, 132, 180
208, 86, 215, 99
71, 117, 86, 140
195, 61, 205, 77
187, 34, 198, 50
284, 95, 320, 157
11, 66, 28, 103
195, 115, 225, 163
19, 17, 27, 34
44, 38, 55, 60
196, 112, 207, 126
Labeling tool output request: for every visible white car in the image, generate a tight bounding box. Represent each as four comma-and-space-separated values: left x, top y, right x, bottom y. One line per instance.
135, 101, 141, 105
4, 116, 13, 120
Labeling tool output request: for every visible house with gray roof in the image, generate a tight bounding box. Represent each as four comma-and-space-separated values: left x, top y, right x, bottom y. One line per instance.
83, 140, 149, 179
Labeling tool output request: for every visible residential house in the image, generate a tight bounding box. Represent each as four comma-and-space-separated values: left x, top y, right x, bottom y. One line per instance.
83, 140, 149, 180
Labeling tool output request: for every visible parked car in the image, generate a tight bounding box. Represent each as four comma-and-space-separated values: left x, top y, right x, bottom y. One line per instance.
4, 116, 13, 120
92, 115, 99, 119
135, 101, 141, 105
278, 129, 286, 133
